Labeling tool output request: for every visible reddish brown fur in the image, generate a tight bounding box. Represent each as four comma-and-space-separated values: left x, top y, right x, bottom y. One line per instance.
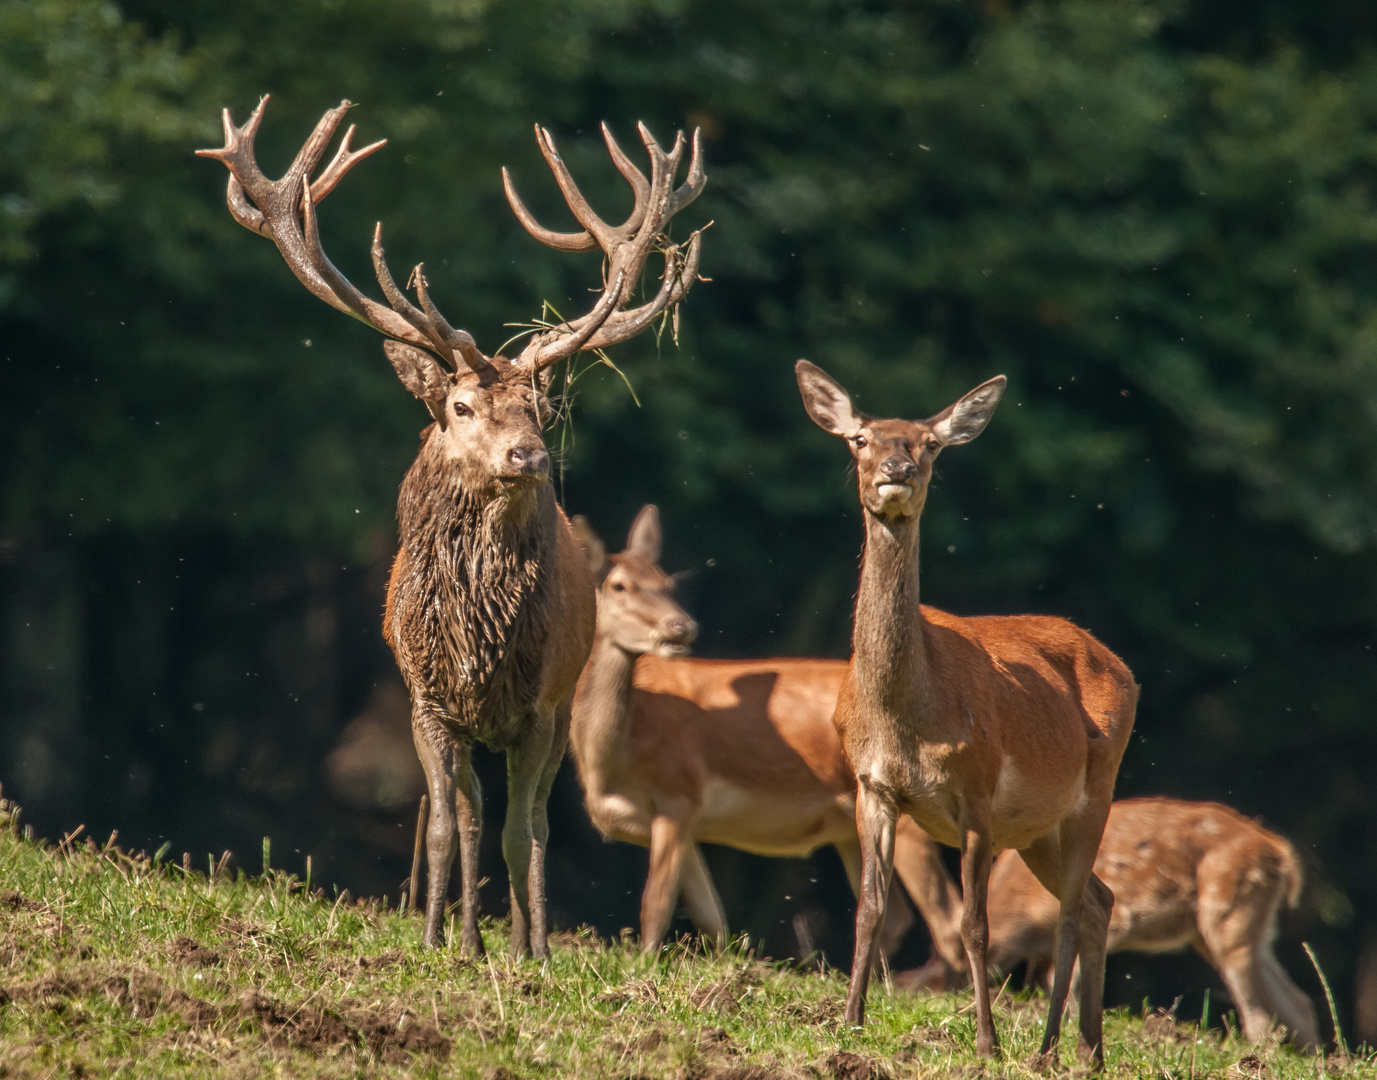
929, 798, 1318, 1049
568, 509, 967, 963
796, 360, 1138, 1068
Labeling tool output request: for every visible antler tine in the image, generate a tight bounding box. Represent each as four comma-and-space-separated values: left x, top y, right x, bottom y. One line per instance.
412, 264, 488, 373
197, 97, 483, 362
668, 128, 706, 217
600, 122, 651, 234
578, 230, 705, 352
510, 119, 708, 370
526, 269, 629, 371
369, 225, 489, 375
533, 125, 624, 250
502, 165, 598, 252
311, 124, 387, 203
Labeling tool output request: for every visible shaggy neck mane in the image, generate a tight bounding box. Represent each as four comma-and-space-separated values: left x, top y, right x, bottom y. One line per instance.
393, 436, 554, 746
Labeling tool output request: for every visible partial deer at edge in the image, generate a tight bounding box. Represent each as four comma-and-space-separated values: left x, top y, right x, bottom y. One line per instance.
197, 98, 705, 958
903, 796, 1320, 1050
795, 361, 1138, 1068
567, 506, 968, 968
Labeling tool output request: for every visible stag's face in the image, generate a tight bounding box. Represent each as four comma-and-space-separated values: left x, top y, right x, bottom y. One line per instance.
437, 367, 552, 494
384, 342, 555, 496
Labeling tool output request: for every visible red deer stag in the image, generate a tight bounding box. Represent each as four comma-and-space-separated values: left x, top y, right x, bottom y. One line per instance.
795, 361, 1138, 1067
905, 797, 1320, 1050
198, 98, 705, 958
568, 507, 968, 968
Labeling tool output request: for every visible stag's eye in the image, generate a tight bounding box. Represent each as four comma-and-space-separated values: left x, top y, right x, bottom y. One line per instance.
452, 401, 471, 418
853, 434, 868, 449
611, 581, 626, 593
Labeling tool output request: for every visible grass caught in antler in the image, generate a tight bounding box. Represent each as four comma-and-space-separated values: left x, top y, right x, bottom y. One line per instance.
0, 821, 1365, 1078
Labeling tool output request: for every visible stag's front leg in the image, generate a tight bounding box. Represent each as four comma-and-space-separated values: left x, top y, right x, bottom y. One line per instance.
843, 782, 897, 1025
526, 698, 571, 960
454, 742, 485, 956
503, 709, 556, 959
412, 711, 460, 950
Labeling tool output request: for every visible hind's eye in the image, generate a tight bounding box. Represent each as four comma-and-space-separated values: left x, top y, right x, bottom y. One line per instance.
453, 401, 471, 418
611, 581, 626, 593
853, 435, 868, 449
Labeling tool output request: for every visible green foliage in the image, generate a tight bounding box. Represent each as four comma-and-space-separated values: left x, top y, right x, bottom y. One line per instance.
0, 827, 1357, 1077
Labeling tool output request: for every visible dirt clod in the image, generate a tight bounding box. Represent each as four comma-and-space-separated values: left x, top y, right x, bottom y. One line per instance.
170, 935, 221, 967
826, 1050, 885, 1080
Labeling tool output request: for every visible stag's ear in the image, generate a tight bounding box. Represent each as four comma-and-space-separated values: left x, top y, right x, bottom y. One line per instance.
567, 515, 609, 581
795, 360, 862, 437
929, 375, 1007, 446
384, 341, 451, 423
626, 504, 662, 563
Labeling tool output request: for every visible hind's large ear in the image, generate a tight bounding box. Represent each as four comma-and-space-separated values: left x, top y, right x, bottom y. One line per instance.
929, 375, 1007, 446
795, 360, 863, 437
384, 341, 450, 424
568, 515, 609, 581
626, 504, 662, 563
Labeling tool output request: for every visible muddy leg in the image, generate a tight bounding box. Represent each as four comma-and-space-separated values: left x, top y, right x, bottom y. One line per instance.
526, 699, 570, 960
843, 784, 897, 1025
454, 743, 485, 956
412, 712, 460, 950
503, 710, 556, 959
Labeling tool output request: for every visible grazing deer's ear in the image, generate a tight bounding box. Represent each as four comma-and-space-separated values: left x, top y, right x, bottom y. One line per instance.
929, 375, 1007, 446
384, 341, 451, 423
568, 514, 609, 581
795, 360, 862, 437
626, 504, 662, 563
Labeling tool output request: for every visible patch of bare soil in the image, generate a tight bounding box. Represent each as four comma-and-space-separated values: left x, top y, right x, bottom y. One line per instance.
825, 1050, 887, 1080
169, 935, 221, 967
0, 966, 450, 1063
1140, 1007, 1195, 1044
598, 978, 662, 1010
0, 890, 40, 912
779, 996, 841, 1025
1229, 1054, 1271, 1080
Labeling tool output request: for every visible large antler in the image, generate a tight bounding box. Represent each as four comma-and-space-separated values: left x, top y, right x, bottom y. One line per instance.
503, 122, 707, 372
195, 97, 488, 374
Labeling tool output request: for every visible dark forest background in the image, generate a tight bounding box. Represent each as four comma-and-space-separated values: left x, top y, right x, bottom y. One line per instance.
2, 0, 1376, 1045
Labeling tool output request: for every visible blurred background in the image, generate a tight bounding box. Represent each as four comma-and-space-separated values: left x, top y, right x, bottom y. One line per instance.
2, 0, 1375, 1044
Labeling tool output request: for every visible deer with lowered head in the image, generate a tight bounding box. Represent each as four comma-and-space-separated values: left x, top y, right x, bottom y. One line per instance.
198, 98, 705, 957
568, 505, 969, 968
795, 361, 1138, 1067
903, 797, 1320, 1050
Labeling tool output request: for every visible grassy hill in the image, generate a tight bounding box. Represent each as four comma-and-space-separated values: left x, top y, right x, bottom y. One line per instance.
0, 805, 1365, 1078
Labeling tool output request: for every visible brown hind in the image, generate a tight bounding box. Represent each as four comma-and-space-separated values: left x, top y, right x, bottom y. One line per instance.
796, 360, 1138, 1068
568, 507, 968, 967
905, 797, 1320, 1050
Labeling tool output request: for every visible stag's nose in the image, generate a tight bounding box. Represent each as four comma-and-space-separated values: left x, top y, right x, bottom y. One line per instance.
507, 444, 549, 476
878, 455, 917, 482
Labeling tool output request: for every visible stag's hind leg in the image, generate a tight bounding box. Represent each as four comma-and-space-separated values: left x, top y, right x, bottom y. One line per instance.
526, 698, 571, 960
503, 709, 557, 959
